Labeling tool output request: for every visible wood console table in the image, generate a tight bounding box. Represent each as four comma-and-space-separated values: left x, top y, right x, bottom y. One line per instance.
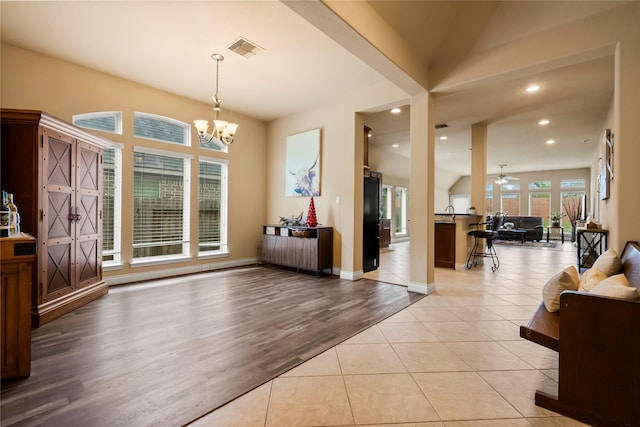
261, 225, 333, 275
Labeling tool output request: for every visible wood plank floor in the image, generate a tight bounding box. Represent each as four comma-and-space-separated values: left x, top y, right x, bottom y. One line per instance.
1, 266, 424, 426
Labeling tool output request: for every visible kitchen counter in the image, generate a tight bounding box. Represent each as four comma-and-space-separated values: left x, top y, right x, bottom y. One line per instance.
434, 214, 483, 269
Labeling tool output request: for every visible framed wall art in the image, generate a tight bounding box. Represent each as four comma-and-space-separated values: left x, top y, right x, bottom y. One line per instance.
600, 128, 613, 200
285, 128, 321, 197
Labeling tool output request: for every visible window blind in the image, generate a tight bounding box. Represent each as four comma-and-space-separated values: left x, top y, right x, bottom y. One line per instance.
133, 149, 190, 259
134, 112, 190, 146
73, 111, 122, 134
199, 158, 227, 254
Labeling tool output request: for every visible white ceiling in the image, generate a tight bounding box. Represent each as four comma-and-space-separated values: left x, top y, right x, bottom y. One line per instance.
1, 1, 618, 179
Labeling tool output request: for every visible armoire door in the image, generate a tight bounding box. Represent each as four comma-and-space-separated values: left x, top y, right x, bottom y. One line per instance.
76, 140, 102, 289
41, 128, 76, 303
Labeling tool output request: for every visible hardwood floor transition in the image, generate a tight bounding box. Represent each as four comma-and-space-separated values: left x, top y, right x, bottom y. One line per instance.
1, 266, 424, 426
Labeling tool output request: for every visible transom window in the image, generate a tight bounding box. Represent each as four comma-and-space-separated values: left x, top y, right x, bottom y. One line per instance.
134, 112, 191, 146
501, 182, 520, 191
529, 181, 551, 190
73, 111, 122, 134
561, 179, 585, 189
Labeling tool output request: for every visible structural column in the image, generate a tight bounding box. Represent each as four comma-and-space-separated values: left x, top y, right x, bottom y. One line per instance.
470, 122, 488, 215
408, 91, 435, 294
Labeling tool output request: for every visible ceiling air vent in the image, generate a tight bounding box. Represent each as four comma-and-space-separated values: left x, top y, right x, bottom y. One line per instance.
227, 37, 264, 58
435, 123, 448, 129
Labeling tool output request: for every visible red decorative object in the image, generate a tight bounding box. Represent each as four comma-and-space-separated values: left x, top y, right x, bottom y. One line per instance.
306, 196, 318, 227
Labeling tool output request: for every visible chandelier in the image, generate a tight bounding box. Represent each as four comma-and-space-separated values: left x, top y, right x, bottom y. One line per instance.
194, 53, 238, 146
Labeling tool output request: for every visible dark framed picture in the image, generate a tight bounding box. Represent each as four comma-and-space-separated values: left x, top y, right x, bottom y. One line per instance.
600, 129, 613, 200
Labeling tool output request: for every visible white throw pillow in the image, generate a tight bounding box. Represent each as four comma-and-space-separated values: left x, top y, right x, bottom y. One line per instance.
591, 249, 622, 277
542, 266, 579, 312
578, 268, 607, 292
590, 274, 640, 300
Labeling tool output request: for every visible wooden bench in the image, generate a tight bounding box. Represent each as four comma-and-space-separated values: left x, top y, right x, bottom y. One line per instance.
520, 240, 640, 427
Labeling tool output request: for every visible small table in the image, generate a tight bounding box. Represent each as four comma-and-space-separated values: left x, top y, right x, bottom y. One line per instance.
546, 226, 564, 243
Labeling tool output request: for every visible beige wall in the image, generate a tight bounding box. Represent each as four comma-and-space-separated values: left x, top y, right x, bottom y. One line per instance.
267, 80, 407, 275
1, 43, 268, 283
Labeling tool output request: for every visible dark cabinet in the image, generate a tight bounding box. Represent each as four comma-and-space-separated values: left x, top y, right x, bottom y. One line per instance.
262, 226, 333, 275
435, 223, 456, 269
1, 109, 110, 327
1, 233, 37, 379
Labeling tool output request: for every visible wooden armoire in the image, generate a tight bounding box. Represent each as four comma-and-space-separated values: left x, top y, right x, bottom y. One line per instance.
1, 109, 111, 327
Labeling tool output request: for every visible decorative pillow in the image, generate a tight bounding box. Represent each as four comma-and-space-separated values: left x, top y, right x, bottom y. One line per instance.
542, 266, 579, 312
578, 268, 607, 292
590, 274, 640, 300
591, 249, 622, 277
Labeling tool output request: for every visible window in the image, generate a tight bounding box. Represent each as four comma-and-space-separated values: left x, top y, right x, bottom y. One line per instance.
561, 191, 586, 228
199, 157, 228, 256
381, 185, 392, 219
501, 182, 520, 191
485, 193, 493, 214
103, 145, 123, 267
486, 184, 494, 192
529, 181, 551, 190
530, 192, 551, 223
501, 193, 520, 215
132, 147, 192, 264
561, 179, 585, 189
395, 187, 408, 235
199, 135, 228, 153
73, 111, 122, 134
134, 112, 191, 146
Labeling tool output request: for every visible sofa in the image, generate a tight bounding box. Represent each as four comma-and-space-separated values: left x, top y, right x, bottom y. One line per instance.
497, 215, 544, 242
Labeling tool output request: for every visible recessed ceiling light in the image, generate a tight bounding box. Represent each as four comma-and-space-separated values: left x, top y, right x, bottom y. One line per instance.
391, 144, 399, 148
390, 107, 401, 114
546, 139, 556, 145
526, 84, 540, 93
440, 136, 448, 140
538, 119, 550, 125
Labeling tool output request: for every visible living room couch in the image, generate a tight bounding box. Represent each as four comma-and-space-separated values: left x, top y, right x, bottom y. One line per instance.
497, 215, 544, 242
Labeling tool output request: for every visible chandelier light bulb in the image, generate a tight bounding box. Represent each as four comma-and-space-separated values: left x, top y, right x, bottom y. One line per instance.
194, 53, 238, 146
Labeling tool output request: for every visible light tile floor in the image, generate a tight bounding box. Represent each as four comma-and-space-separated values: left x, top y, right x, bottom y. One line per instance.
189, 241, 589, 426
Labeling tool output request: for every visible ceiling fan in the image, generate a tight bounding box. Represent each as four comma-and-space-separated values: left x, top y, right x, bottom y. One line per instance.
493, 164, 519, 184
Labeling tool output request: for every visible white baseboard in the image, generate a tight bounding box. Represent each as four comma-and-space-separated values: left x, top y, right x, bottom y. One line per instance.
340, 270, 364, 281
408, 281, 436, 295
105, 257, 258, 286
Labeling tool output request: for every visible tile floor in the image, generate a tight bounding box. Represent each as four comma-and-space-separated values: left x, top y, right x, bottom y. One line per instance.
189, 240, 588, 426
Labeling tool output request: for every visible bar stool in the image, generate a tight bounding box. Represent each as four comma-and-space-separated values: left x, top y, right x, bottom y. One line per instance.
466, 215, 503, 272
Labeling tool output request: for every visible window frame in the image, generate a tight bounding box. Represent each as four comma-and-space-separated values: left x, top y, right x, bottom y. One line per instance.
134, 112, 191, 147
381, 185, 392, 220
394, 187, 408, 235
72, 111, 123, 134
500, 193, 520, 215
198, 156, 229, 258
529, 191, 551, 223
131, 146, 192, 267
102, 143, 123, 269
